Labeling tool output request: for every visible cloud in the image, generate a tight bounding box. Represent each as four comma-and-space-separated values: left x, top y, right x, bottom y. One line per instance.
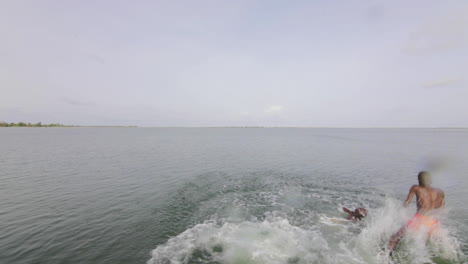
402, 7, 468, 55
61, 97, 95, 106
264, 105, 284, 114
364, 3, 386, 22
422, 78, 463, 89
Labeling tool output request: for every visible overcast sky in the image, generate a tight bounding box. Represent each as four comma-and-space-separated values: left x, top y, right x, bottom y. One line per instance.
1, 0, 467, 127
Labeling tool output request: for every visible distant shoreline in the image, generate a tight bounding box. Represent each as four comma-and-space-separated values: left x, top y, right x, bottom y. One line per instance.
0, 126, 138, 128
0, 122, 137, 128
1, 122, 466, 129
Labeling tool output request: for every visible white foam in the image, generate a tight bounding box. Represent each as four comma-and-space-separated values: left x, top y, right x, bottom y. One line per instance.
148, 216, 330, 264
148, 198, 464, 264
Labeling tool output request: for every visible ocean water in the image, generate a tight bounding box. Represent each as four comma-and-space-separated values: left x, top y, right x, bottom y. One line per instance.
0, 128, 466, 264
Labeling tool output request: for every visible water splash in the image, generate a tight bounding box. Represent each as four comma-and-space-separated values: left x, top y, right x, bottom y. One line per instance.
147, 175, 465, 264
355, 198, 463, 264
148, 216, 331, 264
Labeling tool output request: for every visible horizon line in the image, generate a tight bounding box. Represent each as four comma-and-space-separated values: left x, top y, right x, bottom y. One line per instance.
2, 123, 467, 129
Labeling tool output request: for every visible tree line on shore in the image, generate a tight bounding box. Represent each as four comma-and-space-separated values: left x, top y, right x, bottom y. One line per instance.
0, 122, 69, 127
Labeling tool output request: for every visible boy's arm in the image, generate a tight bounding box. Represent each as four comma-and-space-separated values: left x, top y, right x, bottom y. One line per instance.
404, 185, 417, 207
440, 191, 445, 208
342, 207, 353, 220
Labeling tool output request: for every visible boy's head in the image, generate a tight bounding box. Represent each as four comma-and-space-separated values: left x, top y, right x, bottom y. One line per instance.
418, 171, 431, 187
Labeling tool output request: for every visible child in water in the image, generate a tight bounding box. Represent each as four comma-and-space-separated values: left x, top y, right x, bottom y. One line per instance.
343, 207, 368, 221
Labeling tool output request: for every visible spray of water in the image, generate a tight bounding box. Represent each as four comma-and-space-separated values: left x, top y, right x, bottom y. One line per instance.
147, 175, 465, 264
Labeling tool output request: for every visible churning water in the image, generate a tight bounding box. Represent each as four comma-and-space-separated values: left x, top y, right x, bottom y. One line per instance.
1, 128, 466, 264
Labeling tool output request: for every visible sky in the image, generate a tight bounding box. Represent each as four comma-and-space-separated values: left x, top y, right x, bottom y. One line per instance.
1, 0, 467, 127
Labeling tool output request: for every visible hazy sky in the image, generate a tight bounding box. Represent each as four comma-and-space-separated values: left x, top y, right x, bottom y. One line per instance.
1, 0, 467, 127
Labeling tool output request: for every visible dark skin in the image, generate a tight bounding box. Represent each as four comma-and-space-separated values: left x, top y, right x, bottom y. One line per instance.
388, 184, 445, 253
343, 207, 367, 221
403, 185, 445, 215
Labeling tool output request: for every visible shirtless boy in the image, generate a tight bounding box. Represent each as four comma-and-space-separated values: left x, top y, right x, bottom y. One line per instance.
388, 171, 445, 253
